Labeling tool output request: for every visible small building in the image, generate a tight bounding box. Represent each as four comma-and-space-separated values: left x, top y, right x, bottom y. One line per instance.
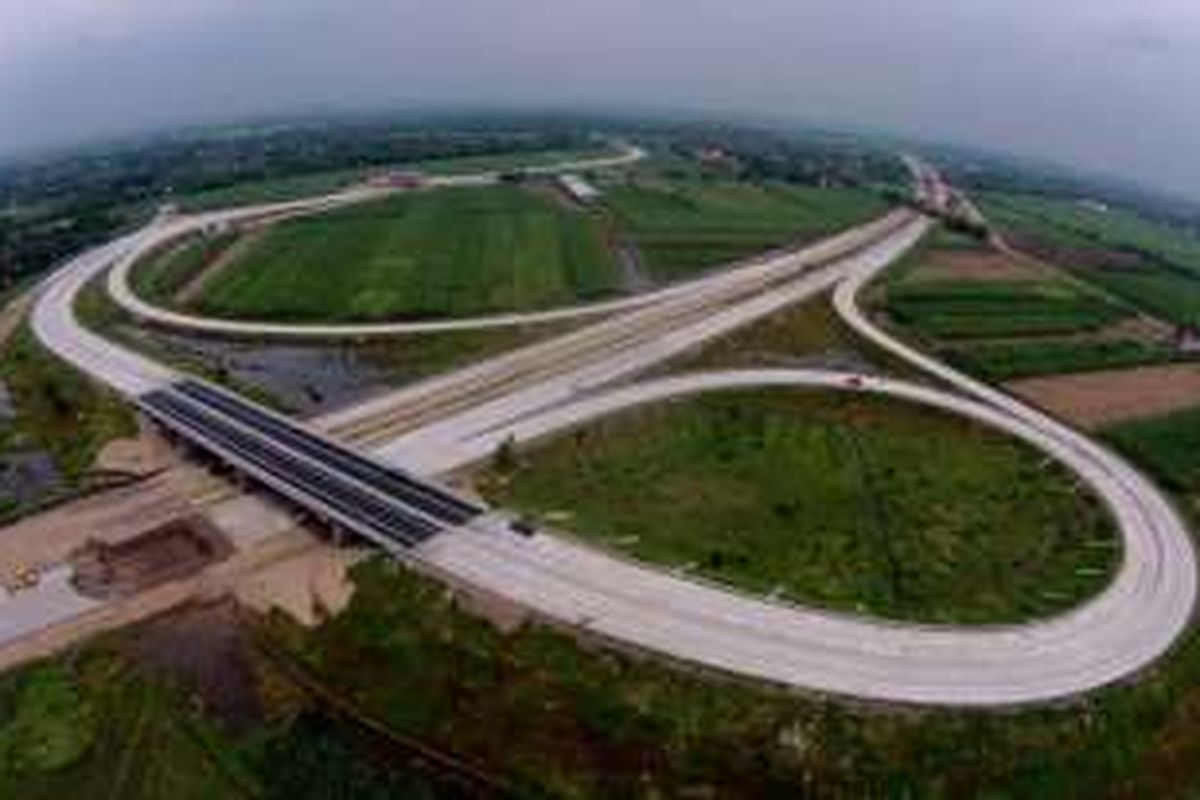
557, 173, 601, 204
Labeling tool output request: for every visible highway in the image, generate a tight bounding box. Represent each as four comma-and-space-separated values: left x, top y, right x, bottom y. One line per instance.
20, 152, 1198, 706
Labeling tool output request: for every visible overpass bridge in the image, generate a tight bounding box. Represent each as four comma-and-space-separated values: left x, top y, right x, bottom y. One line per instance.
138, 379, 483, 552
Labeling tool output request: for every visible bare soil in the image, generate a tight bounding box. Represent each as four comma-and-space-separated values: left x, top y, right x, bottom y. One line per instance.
0, 475, 191, 591
71, 516, 234, 599
1007, 363, 1200, 428
233, 544, 360, 627
93, 420, 177, 475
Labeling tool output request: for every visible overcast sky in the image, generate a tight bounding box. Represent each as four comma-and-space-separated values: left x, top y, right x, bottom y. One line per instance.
4, 0, 1200, 196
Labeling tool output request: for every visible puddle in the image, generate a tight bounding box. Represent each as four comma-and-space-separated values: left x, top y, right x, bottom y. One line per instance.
0, 450, 62, 506
0, 380, 15, 421
124, 327, 398, 415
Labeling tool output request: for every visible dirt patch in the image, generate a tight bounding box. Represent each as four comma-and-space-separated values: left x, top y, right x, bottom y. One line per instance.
93, 422, 177, 475
124, 600, 264, 732
71, 516, 234, 599
914, 249, 1048, 283
1007, 363, 1200, 428
233, 544, 361, 627
0, 476, 191, 591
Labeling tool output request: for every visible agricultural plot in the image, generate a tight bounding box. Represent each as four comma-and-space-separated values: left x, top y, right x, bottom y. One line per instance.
946, 338, 1177, 381
1010, 364, 1200, 429
479, 390, 1117, 624
604, 180, 887, 280
192, 185, 623, 321
885, 280, 1126, 340
876, 236, 1186, 383
981, 192, 1200, 327
1104, 406, 1200, 494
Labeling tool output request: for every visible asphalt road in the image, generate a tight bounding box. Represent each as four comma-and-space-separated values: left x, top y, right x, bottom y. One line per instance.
23, 155, 1198, 706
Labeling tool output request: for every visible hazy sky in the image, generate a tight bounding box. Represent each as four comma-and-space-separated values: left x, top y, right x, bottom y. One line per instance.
4, 0, 1200, 196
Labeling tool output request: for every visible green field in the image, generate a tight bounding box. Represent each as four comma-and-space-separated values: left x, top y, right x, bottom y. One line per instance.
682, 294, 861, 370
1104, 407, 1200, 495
983, 193, 1200, 273
480, 391, 1117, 624
605, 181, 887, 280
11, 550, 1200, 797
261, 554, 1200, 798
982, 192, 1200, 326
193, 185, 622, 321
884, 280, 1128, 340
177, 167, 373, 212
1078, 268, 1200, 326
872, 231, 1184, 380
130, 233, 239, 303
0, 640, 458, 798
0, 325, 135, 477
0, 655, 249, 799
946, 338, 1179, 381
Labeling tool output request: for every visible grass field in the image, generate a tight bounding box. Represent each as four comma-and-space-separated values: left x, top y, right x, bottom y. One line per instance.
0, 655, 251, 799
1104, 407, 1200, 496
193, 185, 622, 321
984, 193, 1200, 274
0, 640, 458, 798
177, 168, 373, 212
1080, 268, 1200, 326
479, 390, 1117, 624
130, 232, 239, 303
255, 552, 1200, 798
11, 546, 1200, 797
605, 180, 887, 280
680, 294, 863, 370
0, 325, 135, 477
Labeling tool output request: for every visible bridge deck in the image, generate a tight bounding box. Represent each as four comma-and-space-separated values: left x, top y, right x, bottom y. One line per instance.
139, 381, 483, 550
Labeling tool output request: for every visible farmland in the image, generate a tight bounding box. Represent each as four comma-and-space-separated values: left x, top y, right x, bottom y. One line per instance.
981, 192, 1200, 327
191, 184, 622, 321
874, 233, 1186, 382
604, 180, 887, 280
885, 280, 1126, 339
1104, 406, 1200, 496
945, 338, 1178, 381
879, 237, 1131, 341
478, 390, 1117, 624
1010, 364, 1200, 429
